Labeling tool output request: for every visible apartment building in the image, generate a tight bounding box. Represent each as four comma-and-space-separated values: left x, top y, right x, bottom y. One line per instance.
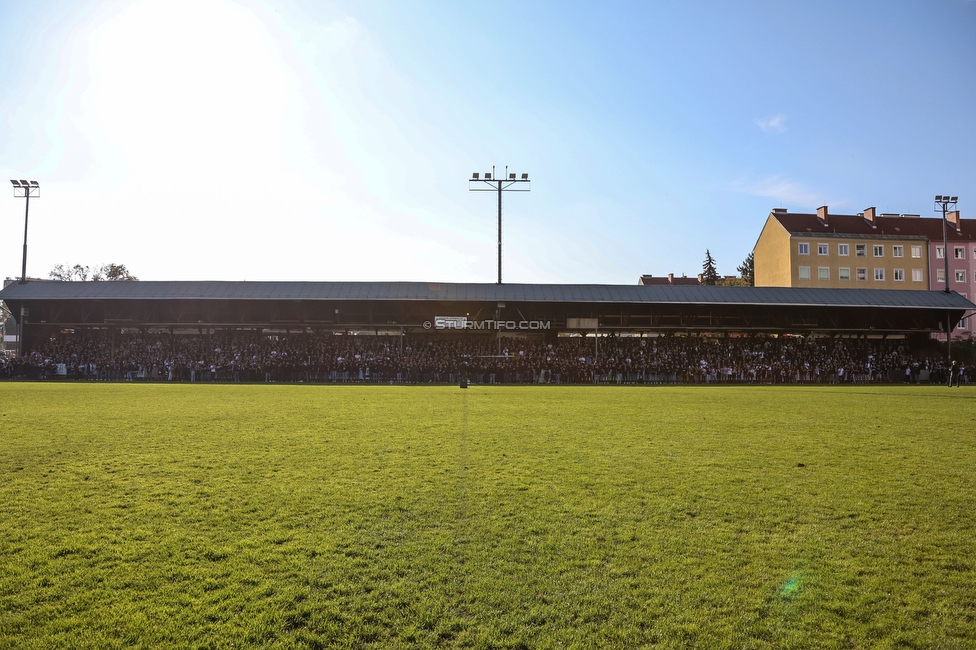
754, 206, 929, 290
927, 209, 976, 335
754, 205, 976, 336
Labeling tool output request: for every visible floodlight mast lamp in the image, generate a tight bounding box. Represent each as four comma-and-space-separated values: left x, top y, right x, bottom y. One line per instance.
11, 180, 39, 284
469, 166, 530, 284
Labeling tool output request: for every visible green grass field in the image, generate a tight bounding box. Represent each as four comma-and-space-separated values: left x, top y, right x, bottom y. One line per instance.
1, 384, 974, 649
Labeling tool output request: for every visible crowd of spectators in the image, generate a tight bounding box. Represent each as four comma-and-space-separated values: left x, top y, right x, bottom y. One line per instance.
0, 330, 966, 385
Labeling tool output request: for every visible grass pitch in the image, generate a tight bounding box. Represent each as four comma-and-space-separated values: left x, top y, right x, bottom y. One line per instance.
1, 383, 974, 649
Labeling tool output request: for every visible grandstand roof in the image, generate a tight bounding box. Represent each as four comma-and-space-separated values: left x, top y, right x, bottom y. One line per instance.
1, 280, 973, 310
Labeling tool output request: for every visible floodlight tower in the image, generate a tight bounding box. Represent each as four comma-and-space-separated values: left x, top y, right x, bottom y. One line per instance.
935, 194, 959, 370
11, 180, 39, 284
10, 180, 39, 359
469, 166, 530, 284
935, 195, 958, 294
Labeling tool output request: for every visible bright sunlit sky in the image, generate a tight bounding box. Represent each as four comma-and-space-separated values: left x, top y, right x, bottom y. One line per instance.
2, 0, 975, 283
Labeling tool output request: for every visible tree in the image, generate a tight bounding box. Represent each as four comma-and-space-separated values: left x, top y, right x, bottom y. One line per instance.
96, 263, 138, 281
0, 299, 11, 335
701, 250, 719, 286
50, 264, 91, 281
50, 263, 138, 281
737, 251, 755, 286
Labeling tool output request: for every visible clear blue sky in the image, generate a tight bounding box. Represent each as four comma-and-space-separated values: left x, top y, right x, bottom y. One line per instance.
2, 0, 974, 283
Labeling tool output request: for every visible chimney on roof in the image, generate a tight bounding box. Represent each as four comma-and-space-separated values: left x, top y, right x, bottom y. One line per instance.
668, 273, 674, 284
817, 205, 828, 223
864, 207, 877, 225
947, 210, 962, 229
697, 273, 703, 284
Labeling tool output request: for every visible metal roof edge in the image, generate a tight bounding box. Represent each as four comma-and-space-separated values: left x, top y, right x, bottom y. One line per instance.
0, 280, 973, 310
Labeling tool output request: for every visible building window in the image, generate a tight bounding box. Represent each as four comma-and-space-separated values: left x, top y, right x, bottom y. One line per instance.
798, 242, 810, 255
873, 245, 884, 257
818, 243, 829, 256
973, 247, 976, 260
856, 244, 867, 257
818, 267, 830, 280
874, 268, 885, 281
798, 266, 810, 280
892, 245, 904, 258
838, 244, 849, 256
955, 247, 966, 259
956, 270, 966, 283
937, 269, 946, 283
912, 245, 922, 258
839, 267, 850, 281
893, 268, 904, 282
936, 246, 945, 259
913, 269, 923, 282
856, 267, 867, 281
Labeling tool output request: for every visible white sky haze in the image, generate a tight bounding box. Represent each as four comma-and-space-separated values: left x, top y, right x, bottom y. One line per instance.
2, 0, 974, 283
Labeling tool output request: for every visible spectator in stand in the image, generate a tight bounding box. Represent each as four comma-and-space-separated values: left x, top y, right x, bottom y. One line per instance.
4, 329, 960, 386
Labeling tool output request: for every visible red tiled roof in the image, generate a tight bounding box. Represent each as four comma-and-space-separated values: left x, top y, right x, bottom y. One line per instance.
639, 275, 701, 286
773, 212, 976, 241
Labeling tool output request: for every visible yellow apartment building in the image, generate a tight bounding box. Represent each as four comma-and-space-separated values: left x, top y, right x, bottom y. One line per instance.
754, 206, 930, 290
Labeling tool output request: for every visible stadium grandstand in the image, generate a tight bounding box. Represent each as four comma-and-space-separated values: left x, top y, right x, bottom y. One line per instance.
0, 280, 973, 384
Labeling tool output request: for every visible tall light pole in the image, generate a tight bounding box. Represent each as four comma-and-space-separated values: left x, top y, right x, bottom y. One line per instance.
10, 180, 38, 359
11, 180, 39, 284
469, 166, 530, 284
936, 194, 958, 373
935, 195, 957, 294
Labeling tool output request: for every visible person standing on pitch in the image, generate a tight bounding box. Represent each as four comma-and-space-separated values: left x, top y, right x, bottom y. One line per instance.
948, 360, 959, 388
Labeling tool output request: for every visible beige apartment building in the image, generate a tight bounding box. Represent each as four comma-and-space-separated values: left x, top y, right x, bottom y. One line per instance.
755, 207, 930, 289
